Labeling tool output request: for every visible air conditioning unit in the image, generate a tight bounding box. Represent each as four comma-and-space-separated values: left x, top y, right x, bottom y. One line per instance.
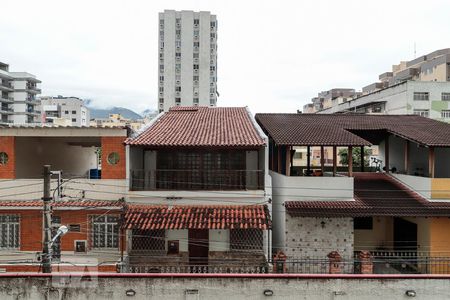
74, 240, 87, 253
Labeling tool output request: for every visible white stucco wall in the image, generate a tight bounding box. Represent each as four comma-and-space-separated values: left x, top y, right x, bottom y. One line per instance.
209, 229, 229, 251
166, 229, 188, 252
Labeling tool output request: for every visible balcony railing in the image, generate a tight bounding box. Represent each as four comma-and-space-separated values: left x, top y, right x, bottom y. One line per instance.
130, 169, 264, 191
125, 264, 269, 274
0, 82, 13, 89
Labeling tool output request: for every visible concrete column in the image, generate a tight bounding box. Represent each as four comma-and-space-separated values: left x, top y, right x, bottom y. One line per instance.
320, 146, 325, 174
327, 251, 342, 274
360, 146, 364, 172
348, 146, 353, 177
429, 147, 435, 178
385, 136, 390, 173
285, 146, 291, 176
333, 146, 337, 177
306, 146, 311, 176
404, 141, 409, 175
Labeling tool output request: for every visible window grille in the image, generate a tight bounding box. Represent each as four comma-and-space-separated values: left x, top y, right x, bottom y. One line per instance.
230, 229, 263, 252
92, 215, 119, 249
0, 215, 19, 249
131, 229, 165, 252
413, 92, 429, 101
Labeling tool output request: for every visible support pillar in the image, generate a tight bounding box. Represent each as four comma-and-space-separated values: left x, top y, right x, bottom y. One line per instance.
285, 146, 291, 176
385, 136, 390, 173
429, 147, 435, 178
306, 146, 311, 176
320, 146, 325, 174
404, 141, 409, 175
332, 146, 337, 177
348, 146, 353, 177
360, 146, 365, 172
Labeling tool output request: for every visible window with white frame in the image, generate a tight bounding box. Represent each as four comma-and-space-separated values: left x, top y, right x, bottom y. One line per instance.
413, 92, 429, 101
0, 215, 19, 249
441, 110, 450, 118
92, 216, 119, 249
413, 109, 429, 117
442, 93, 450, 101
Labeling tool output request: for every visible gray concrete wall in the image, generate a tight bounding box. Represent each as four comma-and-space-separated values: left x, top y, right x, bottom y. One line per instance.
0, 274, 449, 299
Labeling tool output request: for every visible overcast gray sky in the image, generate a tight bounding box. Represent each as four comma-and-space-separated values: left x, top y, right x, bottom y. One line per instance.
1, 0, 449, 114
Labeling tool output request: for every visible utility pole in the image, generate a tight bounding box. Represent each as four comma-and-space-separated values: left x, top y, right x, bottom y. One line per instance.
42, 165, 53, 273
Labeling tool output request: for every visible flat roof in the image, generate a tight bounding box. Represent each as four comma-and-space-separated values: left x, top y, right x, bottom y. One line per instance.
0, 125, 128, 137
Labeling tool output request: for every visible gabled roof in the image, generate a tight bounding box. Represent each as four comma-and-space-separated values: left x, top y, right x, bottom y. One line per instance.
126, 106, 266, 148
285, 173, 450, 217
124, 204, 271, 230
255, 114, 450, 147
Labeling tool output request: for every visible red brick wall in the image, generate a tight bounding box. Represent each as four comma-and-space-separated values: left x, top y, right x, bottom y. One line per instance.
101, 137, 126, 179
0, 136, 15, 179
0, 209, 125, 252
0, 264, 117, 273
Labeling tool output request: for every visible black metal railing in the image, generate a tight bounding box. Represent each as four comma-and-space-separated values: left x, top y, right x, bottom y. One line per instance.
130, 169, 264, 191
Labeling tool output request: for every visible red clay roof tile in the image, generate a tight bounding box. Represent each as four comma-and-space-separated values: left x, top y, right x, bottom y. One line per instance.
126, 107, 265, 148
124, 204, 271, 230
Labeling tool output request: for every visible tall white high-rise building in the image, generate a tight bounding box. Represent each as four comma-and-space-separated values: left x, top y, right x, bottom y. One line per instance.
158, 10, 218, 112
0, 62, 41, 124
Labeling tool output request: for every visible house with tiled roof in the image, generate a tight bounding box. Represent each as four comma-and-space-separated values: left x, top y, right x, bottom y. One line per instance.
256, 113, 450, 274
0, 125, 130, 272
123, 106, 271, 272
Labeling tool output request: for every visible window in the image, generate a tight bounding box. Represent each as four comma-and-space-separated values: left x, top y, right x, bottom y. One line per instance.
210, 21, 216, 28
193, 42, 199, 47
159, 98, 164, 104
230, 229, 263, 252
193, 76, 199, 81
159, 19, 164, 25
441, 110, 450, 118
175, 74, 181, 81
193, 64, 199, 70
71, 110, 76, 114
175, 41, 181, 47
0, 215, 19, 249
413, 109, 429, 117
159, 75, 164, 81
175, 52, 181, 58
69, 224, 81, 232
413, 92, 429, 101
354, 217, 373, 230
0, 152, 8, 165
159, 87, 164, 92
176, 29, 181, 35
210, 87, 215, 93
193, 53, 199, 59
65, 111, 69, 114
71, 118, 76, 122
210, 66, 215, 71
193, 98, 199, 104
131, 229, 165, 251
159, 64, 164, 70
442, 93, 450, 101
107, 152, 120, 165
175, 97, 181, 104
175, 86, 181, 92
194, 19, 199, 26
92, 216, 119, 248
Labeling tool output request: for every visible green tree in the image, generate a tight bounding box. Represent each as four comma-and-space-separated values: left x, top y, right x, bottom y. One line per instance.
338, 147, 371, 167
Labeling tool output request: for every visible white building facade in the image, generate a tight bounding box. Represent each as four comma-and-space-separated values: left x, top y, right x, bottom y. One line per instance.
318, 81, 450, 122
158, 10, 218, 112
0, 62, 41, 124
39, 96, 90, 126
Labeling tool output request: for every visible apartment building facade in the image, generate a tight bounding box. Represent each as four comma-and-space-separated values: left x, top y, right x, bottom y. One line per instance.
39, 96, 90, 126
158, 10, 218, 112
303, 48, 450, 121
0, 62, 41, 125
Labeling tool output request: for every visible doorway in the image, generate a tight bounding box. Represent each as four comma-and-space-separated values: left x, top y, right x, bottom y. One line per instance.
188, 229, 209, 265
394, 217, 418, 252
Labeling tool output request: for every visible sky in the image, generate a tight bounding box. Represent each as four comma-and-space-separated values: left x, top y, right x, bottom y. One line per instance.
1, 0, 450, 114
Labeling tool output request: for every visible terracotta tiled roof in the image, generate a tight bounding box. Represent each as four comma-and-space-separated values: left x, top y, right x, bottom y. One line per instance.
255, 114, 450, 147
0, 200, 123, 209
285, 173, 450, 217
126, 106, 266, 148
124, 204, 271, 230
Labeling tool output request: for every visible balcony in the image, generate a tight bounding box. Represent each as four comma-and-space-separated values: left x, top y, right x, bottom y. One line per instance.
0, 106, 13, 114
26, 84, 41, 93
0, 96, 13, 103
0, 81, 13, 91
130, 169, 264, 191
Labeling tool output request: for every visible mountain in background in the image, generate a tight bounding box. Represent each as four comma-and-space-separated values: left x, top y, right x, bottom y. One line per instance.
88, 106, 143, 120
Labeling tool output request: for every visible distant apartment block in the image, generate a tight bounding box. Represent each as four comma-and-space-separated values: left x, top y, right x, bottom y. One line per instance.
304, 88, 360, 112
90, 113, 146, 131
158, 10, 218, 112
303, 48, 450, 121
0, 62, 41, 124
39, 96, 90, 126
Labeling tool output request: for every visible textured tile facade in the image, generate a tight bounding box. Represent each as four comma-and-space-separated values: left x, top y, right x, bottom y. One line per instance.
285, 215, 354, 259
